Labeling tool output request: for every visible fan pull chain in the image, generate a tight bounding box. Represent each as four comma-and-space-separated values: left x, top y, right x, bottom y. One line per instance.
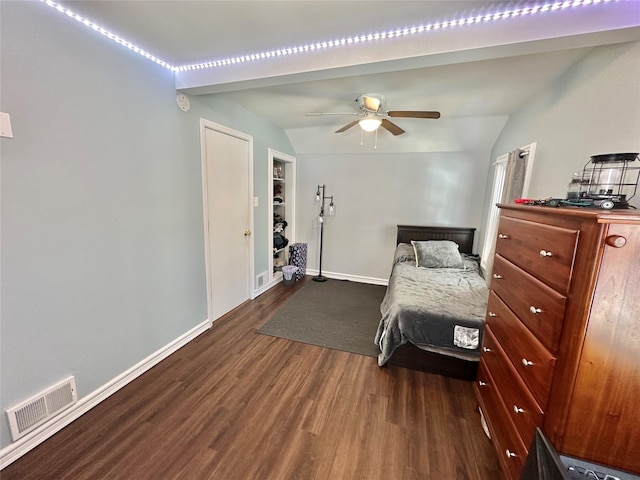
374, 127, 378, 149
360, 128, 364, 146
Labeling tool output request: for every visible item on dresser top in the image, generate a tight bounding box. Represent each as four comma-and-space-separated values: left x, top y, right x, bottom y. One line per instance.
538, 153, 639, 210
374, 225, 488, 380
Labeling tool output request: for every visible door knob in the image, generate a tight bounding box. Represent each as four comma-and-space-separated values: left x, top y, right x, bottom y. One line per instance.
244, 230, 252, 237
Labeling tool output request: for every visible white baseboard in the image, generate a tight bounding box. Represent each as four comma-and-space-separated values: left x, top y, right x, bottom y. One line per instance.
254, 271, 388, 295
0, 318, 211, 470
305, 269, 388, 286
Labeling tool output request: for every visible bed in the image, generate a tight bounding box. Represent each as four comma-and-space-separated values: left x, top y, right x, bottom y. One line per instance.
374, 225, 489, 380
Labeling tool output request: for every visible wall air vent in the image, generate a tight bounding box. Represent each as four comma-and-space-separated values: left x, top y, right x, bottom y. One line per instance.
6, 376, 77, 441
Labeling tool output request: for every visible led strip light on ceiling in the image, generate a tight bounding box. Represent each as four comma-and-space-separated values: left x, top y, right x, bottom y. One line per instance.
40, 0, 615, 73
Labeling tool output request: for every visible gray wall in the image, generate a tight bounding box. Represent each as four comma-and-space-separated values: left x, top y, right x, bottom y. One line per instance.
0, 1, 293, 450
295, 151, 490, 282
478, 41, 640, 250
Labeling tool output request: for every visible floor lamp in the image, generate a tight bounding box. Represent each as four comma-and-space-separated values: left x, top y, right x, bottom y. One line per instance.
313, 185, 335, 282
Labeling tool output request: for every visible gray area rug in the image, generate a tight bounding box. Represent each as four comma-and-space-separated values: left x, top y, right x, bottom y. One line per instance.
257, 279, 387, 357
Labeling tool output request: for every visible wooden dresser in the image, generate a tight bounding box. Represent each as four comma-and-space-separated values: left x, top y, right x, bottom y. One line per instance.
474, 204, 640, 480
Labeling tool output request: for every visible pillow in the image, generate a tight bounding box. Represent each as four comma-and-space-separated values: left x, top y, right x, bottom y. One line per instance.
393, 243, 416, 265
411, 240, 465, 269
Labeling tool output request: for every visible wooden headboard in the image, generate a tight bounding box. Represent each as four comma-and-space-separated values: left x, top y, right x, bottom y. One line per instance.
396, 225, 476, 254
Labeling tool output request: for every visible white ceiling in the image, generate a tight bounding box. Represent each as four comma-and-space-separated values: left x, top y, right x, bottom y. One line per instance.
55, 0, 640, 153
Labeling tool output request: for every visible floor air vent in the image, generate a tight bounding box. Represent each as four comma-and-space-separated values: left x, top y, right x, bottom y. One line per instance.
6, 376, 77, 441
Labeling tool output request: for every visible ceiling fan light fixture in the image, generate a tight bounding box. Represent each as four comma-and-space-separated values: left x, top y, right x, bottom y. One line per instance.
359, 117, 382, 132
362, 95, 381, 112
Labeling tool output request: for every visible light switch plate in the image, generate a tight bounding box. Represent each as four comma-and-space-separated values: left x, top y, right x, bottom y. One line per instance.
0, 112, 13, 138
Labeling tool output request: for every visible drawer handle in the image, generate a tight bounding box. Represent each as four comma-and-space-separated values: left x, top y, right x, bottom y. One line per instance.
483, 347, 492, 353
488, 312, 497, 317
522, 358, 534, 367
529, 306, 542, 314
506, 449, 517, 458
498, 234, 509, 239
478, 381, 487, 386
539, 249, 553, 257
492, 274, 502, 279
513, 405, 525, 414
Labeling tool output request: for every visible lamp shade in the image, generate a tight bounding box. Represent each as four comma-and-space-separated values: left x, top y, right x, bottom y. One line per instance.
359, 117, 382, 132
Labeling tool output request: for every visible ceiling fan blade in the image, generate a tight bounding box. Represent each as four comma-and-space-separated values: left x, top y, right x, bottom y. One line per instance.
381, 119, 405, 136
387, 110, 441, 119
335, 120, 359, 133
362, 95, 381, 112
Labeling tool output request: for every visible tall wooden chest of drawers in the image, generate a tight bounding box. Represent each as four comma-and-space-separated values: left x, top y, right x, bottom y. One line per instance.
474, 204, 640, 480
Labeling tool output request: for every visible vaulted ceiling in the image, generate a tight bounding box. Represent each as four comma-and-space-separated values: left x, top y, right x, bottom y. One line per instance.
54, 0, 640, 153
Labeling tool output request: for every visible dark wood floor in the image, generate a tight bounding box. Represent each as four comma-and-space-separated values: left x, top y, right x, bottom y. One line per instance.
1, 278, 502, 480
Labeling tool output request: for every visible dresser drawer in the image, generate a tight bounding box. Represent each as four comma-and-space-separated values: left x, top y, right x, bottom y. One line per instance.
495, 216, 578, 294
491, 255, 566, 353
475, 360, 527, 480
482, 327, 544, 451
486, 291, 557, 409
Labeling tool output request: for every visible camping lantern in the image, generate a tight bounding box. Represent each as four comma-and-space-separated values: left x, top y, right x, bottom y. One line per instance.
573, 153, 639, 209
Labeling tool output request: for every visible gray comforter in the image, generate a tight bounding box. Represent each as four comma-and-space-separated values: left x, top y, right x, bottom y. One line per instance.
375, 244, 489, 366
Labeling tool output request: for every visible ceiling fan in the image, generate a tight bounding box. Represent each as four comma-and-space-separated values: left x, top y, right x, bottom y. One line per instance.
307, 93, 440, 136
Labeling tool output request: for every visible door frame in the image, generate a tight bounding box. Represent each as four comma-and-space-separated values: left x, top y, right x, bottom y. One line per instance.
267, 149, 296, 286
480, 142, 536, 279
199, 118, 255, 325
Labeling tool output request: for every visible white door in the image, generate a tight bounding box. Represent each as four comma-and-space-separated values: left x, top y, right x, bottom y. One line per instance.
201, 119, 254, 323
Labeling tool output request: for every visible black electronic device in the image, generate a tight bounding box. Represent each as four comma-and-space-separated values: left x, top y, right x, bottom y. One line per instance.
520, 428, 571, 480
520, 428, 640, 480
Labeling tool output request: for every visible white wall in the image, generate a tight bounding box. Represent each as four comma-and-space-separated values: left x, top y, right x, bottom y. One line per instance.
0, 0, 201, 449
478, 41, 640, 252
0, 1, 293, 453
494, 41, 640, 205
296, 151, 490, 282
